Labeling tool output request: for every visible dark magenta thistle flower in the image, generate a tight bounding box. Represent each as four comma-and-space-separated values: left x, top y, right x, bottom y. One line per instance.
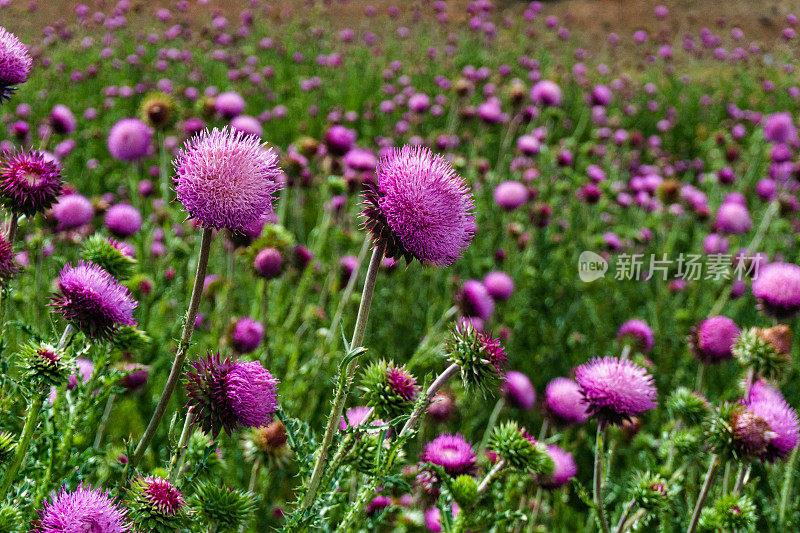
128, 476, 186, 532
690, 316, 740, 364
231, 317, 264, 354
421, 433, 476, 475
50, 261, 137, 340
752, 263, 800, 319
501, 370, 536, 410
173, 127, 282, 232
0, 231, 17, 281
544, 377, 590, 425
0, 27, 32, 102
34, 484, 130, 533
575, 356, 657, 427
361, 145, 475, 266
185, 351, 279, 437
0, 149, 63, 216
616, 319, 654, 354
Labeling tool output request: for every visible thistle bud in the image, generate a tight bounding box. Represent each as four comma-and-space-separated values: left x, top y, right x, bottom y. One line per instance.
19, 342, 71, 391
698, 494, 756, 532
666, 387, 710, 426
127, 476, 187, 533
242, 421, 291, 467
450, 475, 478, 508
445, 323, 508, 392
80, 235, 136, 281
360, 359, 419, 422
487, 421, 553, 476
630, 472, 670, 511
139, 91, 177, 130
733, 326, 791, 381
192, 482, 254, 531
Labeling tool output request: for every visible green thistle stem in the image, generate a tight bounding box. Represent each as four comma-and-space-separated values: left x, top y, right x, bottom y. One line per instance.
300, 241, 386, 512
594, 424, 611, 533
0, 392, 44, 500
326, 234, 370, 344
6, 212, 18, 244
477, 458, 506, 494
687, 455, 719, 533
132, 227, 212, 468
479, 397, 505, 452
399, 362, 459, 438
168, 410, 193, 483
778, 445, 798, 526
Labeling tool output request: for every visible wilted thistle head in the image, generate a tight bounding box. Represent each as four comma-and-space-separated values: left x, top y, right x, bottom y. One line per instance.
127, 476, 186, 533
666, 387, 710, 426
50, 261, 137, 340
185, 351, 279, 437
446, 322, 508, 391
751, 262, 800, 319
80, 235, 137, 281
488, 421, 553, 475
733, 326, 792, 382
698, 494, 756, 532
191, 482, 254, 532
242, 420, 290, 466
361, 145, 475, 266
0, 149, 62, 216
174, 127, 282, 232
361, 359, 419, 422
421, 433, 477, 476
19, 342, 71, 391
745, 393, 799, 462
35, 484, 130, 533
139, 91, 177, 130
574, 356, 658, 427
0, 26, 32, 102
630, 472, 670, 511
0, 232, 17, 281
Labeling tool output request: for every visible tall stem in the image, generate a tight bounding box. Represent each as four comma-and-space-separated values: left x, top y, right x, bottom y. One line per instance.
300, 241, 386, 511
594, 424, 611, 533
779, 445, 798, 526
0, 392, 44, 500
168, 410, 193, 483
400, 363, 459, 438
687, 455, 719, 533
326, 235, 370, 344
479, 397, 505, 451
477, 459, 506, 494
6, 212, 18, 244
132, 227, 213, 467
732, 463, 750, 495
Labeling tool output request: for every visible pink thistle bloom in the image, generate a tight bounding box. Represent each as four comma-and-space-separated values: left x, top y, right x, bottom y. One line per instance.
0, 149, 63, 216
0, 26, 32, 101
35, 484, 130, 533
752, 263, 800, 318
575, 357, 657, 426
421, 433, 476, 475
174, 127, 282, 232
544, 377, 590, 425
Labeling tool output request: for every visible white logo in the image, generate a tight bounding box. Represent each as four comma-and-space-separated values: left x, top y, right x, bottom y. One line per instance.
579, 251, 608, 282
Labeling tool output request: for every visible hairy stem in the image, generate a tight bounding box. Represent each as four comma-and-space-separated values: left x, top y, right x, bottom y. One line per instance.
594, 424, 611, 533
687, 455, 719, 533
0, 392, 44, 500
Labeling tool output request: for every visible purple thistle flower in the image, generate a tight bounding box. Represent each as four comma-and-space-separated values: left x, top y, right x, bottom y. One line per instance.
616, 319, 654, 354
501, 370, 536, 410
386, 364, 419, 401
714, 202, 752, 235
0, 149, 62, 216
575, 357, 657, 426
752, 263, 800, 318
746, 395, 800, 462
52, 193, 94, 231
339, 406, 383, 431
544, 377, 590, 425
136, 476, 184, 516
35, 484, 130, 533
538, 444, 577, 489
104, 203, 142, 238
457, 279, 495, 321
231, 316, 263, 354
254, 247, 282, 279
483, 271, 514, 301
50, 261, 137, 340
185, 351, 279, 437
690, 316, 740, 363
49, 105, 77, 135
421, 433, 476, 475
530, 80, 562, 107
0, 26, 32, 102
0, 231, 17, 280
173, 127, 282, 232
748, 379, 786, 405
107, 118, 153, 162
361, 145, 475, 266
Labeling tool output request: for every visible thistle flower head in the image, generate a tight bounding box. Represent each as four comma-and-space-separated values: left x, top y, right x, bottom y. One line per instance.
730, 409, 775, 457
128, 476, 186, 533
174, 127, 282, 232
421, 433, 476, 476
746, 394, 799, 462
230, 317, 263, 354
35, 484, 130, 533
104, 203, 142, 238
733, 327, 791, 382
666, 387, 710, 426
544, 377, 590, 425
456, 279, 494, 321
0, 27, 32, 102
50, 261, 137, 340
501, 370, 536, 410
52, 193, 94, 231
185, 351, 279, 437
191, 482, 254, 532
630, 472, 670, 511
0, 149, 63, 216
242, 421, 290, 466
690, 316, 740, 364
19, 342, 71, 390
445, 322, 508, 391
575, 356, 658, 427
698, 494, 757, 532
361, 145, 475, 266
361, 359, 419, 422
488, 421, 553, 475
0, 232, 17, 281
751, 262, 800, 319
139, 91, 177, 130
538, 444, 576, 489
107, 118, 153, 162
616, 319, 654, 354
80, 235, 136, 281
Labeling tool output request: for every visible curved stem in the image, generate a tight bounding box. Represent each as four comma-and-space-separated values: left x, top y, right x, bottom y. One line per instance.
400, 363, 459, 438
132, 227, 213, 468
300, 241, 385, 511
594, 424, 611, 533
0, 392, 44, 500
614, 500, 636, 533
687, 455, 719, 533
